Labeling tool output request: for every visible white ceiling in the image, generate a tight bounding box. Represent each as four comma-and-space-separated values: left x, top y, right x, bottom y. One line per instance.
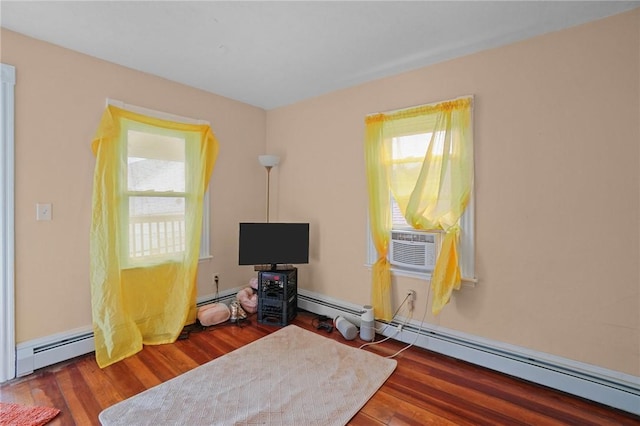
2, 1, 638, 109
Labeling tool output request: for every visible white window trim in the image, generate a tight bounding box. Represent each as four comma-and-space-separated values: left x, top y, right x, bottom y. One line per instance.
107, 98, 212, 262
366, 194, 476, 285
365, 98, 477, 285
106, 98, 209, 126
365, 191, 478, 286
459, 193, 475, 281
200, 190, 211, 260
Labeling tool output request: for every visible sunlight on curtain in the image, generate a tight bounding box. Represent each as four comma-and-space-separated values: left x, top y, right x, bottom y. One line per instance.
365, 97, 472, 316
364, 118, 393, 321
90, 105, 218, 368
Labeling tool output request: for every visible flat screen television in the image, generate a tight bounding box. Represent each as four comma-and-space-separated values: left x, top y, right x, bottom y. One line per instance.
239, 222, 309, 270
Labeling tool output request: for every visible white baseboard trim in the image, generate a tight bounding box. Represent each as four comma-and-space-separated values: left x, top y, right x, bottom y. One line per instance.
196, 287, 241, 306
13, 287, 639, 415
297, 289, 640, 416
15, 288, 242, 378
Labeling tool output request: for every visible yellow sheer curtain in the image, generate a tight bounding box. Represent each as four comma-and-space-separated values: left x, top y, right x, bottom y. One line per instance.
364, 117, 393, 320
90, 106, 218, 367
365, 97, 472, 316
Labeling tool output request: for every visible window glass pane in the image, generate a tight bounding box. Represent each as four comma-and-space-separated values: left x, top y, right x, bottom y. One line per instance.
389, 130, 450, 228
391, 131, 448, 161
391, 133, 429, 159
129, 196, 185, 259
391, 194, 409, 227
391, 133, 428, 228
127, 130, 185, 192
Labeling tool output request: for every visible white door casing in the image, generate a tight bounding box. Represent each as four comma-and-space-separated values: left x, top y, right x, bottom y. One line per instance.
1, 63, 16, 383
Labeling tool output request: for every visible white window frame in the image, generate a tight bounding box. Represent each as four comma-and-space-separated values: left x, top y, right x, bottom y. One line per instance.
122, 125, 190, 266
366, 133, 475, 283
107, 99, 211, 264
366, 198, 474, 281
200, 189, 211, 260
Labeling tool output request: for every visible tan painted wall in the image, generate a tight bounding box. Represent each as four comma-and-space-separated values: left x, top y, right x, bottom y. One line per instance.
266, 10, 640, 375
3, 8, 639, 377
1, 29, 267, 343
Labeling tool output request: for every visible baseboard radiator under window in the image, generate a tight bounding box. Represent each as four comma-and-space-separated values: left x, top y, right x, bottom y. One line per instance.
15, 290, 238, 378
13, 288, 639, 416
297, 289, 640, 416
16, 328, 95, 377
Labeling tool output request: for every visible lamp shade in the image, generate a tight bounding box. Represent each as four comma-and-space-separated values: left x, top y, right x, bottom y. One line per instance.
258, 155, 280, 168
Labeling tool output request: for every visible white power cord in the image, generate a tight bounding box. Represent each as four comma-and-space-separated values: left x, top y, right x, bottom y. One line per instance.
365, 293, 411, 338
359, 309, 413, 350
385, 283, 432, 359
358, 328, 399, 349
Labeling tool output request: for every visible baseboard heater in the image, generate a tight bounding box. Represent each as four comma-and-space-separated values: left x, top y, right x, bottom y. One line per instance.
14, 288, 639, 415
297, 289, 640, 416
16, 328, 95, 377
15, 290, 238, 378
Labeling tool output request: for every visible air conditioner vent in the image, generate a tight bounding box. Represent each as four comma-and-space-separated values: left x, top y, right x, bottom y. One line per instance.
390, 230, 437, 271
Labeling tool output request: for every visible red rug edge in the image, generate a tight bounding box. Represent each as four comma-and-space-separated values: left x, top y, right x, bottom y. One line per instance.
0, 402, 61, 426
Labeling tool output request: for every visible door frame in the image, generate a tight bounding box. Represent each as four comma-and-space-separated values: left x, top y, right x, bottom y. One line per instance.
1, 63, 16, 383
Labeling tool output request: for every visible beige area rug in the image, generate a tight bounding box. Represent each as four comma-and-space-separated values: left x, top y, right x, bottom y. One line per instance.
99, 325, 396, 425
0, 402, 61, 426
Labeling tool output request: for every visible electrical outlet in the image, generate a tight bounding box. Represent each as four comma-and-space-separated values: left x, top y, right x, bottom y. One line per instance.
407, 289, 416, 311
36, 203, 52, 221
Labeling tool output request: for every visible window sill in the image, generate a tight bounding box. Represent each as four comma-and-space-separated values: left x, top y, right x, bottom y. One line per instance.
364, 263, 477, 288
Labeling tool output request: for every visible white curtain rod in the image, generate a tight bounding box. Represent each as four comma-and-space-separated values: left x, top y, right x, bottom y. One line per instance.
106, 98, 210, 126
366, 94, 474, 118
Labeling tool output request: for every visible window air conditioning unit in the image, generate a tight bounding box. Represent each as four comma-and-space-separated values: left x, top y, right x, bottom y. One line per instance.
389, 230, 438, 271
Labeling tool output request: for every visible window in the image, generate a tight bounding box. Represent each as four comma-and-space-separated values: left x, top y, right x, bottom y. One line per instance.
124, 127, 187, 263
121, 121, 210, 266
90, 103, 218, 367
366, 124, 474, 280
365, 97, 473, 317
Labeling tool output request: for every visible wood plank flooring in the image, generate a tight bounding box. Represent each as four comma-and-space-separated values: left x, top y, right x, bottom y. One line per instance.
1, 310, 638, 425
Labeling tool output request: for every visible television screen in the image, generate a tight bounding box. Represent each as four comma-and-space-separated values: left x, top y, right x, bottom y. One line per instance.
239, 223, 309, 268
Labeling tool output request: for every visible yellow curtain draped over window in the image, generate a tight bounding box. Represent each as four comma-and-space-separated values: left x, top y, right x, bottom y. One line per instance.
364, 118, 393, 321
365, 97, 472, 317
90, 106, 218, 368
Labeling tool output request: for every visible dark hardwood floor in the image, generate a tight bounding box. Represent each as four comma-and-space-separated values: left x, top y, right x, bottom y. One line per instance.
1, 310, 638, 425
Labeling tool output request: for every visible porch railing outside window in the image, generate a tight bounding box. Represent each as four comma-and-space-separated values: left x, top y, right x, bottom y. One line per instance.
129, 214, 185, 259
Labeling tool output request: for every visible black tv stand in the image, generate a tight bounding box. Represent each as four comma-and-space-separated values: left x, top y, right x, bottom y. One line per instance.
257, 268, 297, 326
254, 263, 295, 272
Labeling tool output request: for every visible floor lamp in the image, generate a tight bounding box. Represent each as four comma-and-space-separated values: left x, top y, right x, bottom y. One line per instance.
258, 155, 279, 222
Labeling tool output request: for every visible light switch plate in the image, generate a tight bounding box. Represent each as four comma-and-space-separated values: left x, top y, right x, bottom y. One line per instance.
36, 203, 52, 221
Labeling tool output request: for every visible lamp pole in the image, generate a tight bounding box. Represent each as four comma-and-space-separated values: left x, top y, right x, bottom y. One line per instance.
265, 165, 273, 222
258, 155, 280, 223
